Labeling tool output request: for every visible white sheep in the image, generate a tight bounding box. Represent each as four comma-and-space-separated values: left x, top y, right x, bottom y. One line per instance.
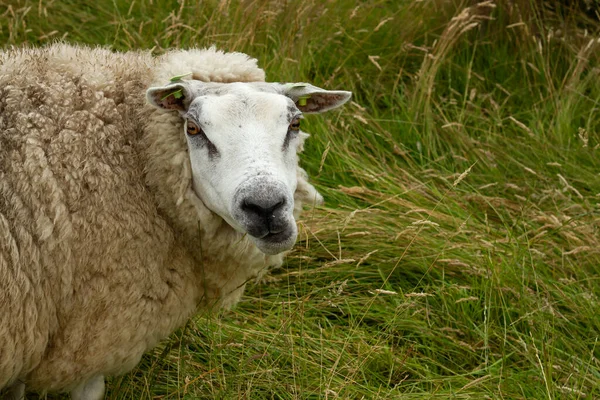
0, 43, 350, 399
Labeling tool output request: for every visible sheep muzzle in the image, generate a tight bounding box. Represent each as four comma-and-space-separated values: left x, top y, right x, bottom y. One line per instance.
232, 178, 297, 255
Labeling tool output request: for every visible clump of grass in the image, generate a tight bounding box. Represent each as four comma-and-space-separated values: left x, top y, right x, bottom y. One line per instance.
2, 0, 599, 398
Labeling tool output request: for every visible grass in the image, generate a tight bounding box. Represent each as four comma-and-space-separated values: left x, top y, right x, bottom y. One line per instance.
2, 0, 599, 398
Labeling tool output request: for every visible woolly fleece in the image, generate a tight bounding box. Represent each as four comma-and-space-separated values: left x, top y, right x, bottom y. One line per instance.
0, 44, 322, 393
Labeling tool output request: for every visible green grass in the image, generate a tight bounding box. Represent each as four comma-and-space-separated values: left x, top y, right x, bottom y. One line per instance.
2, 0, 600, 398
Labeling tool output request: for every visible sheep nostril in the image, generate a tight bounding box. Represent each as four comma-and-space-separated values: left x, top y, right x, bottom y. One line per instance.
240, 196, 287, 234
242, 198, 285, 218
242, 201, 264, 216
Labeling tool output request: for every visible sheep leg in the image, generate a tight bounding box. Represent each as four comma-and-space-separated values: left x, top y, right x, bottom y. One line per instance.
70, 375, 105, 400
2, 382, 25, 400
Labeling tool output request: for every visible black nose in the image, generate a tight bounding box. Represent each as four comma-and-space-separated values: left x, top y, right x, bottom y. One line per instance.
241, 196, 286, 235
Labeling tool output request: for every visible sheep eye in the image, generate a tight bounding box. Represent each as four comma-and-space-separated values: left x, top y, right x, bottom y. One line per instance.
186, 121, 202, 136
289, 118, 301, 131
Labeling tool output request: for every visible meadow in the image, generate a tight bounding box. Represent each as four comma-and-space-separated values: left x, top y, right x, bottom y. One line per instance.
1, 0, 599, 398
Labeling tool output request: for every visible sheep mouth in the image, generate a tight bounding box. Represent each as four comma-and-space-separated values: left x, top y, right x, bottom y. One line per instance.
259, 229, 293, 243
250, 225, 297, 255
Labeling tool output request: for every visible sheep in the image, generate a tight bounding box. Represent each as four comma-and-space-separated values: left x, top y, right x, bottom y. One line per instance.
0, 43, 351, 399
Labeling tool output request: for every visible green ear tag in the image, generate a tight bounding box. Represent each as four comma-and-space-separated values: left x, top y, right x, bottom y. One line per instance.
161, 89, 183, 100
298, 95, 310, 106
169, 72, 192, 82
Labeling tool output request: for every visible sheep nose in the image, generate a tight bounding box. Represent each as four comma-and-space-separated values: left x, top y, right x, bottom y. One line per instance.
232, 178, 294, 241
241, 196, 286, 234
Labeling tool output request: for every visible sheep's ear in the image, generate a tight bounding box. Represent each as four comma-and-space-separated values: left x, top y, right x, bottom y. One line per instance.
147, 83, 192, 112
279, 83, 352, 114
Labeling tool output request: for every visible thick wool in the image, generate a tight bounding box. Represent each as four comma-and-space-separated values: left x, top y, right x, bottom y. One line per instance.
0, 44, 320, 393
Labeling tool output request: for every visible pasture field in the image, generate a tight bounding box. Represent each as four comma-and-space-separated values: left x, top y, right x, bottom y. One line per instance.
1, 0, 599, 398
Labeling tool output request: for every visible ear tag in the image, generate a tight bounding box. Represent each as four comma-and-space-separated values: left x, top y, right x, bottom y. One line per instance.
169, 72, 192, 82
161, 89, 183, 100
298, 95, 310, 106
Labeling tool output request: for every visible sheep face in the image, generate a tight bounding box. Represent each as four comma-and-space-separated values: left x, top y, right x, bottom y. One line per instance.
147, 81, 351, 255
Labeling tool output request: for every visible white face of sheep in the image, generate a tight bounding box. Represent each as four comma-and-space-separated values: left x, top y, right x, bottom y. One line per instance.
147, 81, 351, 255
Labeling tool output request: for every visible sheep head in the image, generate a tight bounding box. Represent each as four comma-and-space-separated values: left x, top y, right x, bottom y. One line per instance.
147, 81, 351, 255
